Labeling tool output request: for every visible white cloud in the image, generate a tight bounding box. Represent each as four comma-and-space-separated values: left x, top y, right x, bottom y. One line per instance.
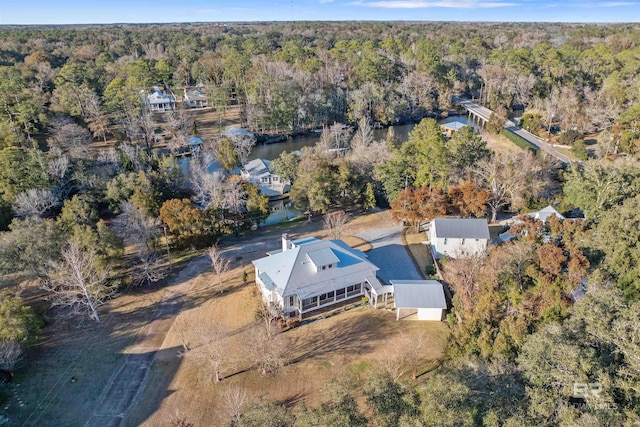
351, 0, 518, 8
597, 1, 639, 6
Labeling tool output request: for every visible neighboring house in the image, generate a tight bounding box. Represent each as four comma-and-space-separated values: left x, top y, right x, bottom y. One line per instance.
241, 158, 290, 199
145, 90, 175, 112
440, 121, 468, 137
174, 136, 204, 157
429, 218, 490, 259
528, 205, 565, 222
253, 234, 387, 319
184, 86, 208, 108
391, 280, 447, 321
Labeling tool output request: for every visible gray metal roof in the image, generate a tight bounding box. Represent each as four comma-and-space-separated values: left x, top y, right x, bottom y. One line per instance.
530, 205, 565, 222
243, 158, 271, 178
391, 280, 447, 309
432, 218, 490, 239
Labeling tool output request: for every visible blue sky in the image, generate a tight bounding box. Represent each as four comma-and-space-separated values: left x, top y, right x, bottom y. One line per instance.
1, 0, 639, 24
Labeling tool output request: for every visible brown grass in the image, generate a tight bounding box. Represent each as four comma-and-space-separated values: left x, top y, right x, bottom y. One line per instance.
128, 262, 449, 426
403, 228, 433, 277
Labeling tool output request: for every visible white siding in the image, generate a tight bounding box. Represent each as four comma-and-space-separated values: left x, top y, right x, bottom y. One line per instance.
417, 308, 445, 321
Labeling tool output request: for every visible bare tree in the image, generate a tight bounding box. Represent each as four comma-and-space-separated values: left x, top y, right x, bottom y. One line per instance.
222, 179, 248, 216
207, 245, 231, 289
190, 160, 225, 209
111, 201, 161, 250
44, 241, 116, 322
46, 118, 93, 158
256, 301, 282, 338
230, 133, 256, 166
248, 323, 287, 376
163, 410, 194, 427
323, 210, 351, 240
222, 385, 249, 424
193, 322, 229, 383
13, 189, 60, 218
0, 340, 23, 374
380, 331, 428, 380
134, 250, 166, 287
172, 316, 192, 353
469, 151, 554, 222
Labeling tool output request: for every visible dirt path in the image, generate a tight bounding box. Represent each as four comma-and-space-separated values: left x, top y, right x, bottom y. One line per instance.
84, 255, 211, 427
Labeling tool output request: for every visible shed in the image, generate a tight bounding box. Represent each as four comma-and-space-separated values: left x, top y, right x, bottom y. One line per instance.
391, 280, 447, 321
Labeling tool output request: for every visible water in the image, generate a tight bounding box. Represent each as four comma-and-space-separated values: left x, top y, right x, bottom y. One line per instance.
249, 116, 477, 160
249, 124, 416, 161
179, 116, 475, 224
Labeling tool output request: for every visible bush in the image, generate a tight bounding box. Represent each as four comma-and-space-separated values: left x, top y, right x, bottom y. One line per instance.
521, 113, 542, 134
571, 139, 588, 160
559, 129, 582, 146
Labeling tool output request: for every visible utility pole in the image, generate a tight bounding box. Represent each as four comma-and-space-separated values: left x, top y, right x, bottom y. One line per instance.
162, 225, 172, 272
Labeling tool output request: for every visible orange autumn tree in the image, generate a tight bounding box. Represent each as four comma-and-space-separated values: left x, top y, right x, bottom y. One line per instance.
448, 181, 490, 218
391, 186, 449, 231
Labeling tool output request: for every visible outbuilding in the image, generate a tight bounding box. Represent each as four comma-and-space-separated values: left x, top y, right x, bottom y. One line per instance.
391, 280, 447, 321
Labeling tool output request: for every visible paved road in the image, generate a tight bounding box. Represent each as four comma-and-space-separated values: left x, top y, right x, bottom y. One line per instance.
84, 255, 211, 427
356, 226, 422, 284
453, 97, 572, 165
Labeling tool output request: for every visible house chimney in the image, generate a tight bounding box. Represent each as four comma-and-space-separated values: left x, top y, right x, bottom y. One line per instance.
282, 233, 290, 252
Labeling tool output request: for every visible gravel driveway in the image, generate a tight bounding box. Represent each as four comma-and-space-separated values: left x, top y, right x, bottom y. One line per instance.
356, 225, 422, 283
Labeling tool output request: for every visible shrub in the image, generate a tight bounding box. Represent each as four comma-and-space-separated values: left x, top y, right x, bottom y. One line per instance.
571, 139, 588, 160
559, 129, 582, 146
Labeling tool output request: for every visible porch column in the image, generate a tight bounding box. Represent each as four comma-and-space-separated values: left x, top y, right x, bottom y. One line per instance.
396, 308, 400, 321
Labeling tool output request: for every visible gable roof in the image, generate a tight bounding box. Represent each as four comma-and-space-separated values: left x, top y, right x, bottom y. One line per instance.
146, 91, 175, 104
530, 205, 565, 222
184, 86, 207, 101
243, 158, 272, 178
432, 218, 490, 239
252, 238, 379, 298
391, 280, 447, 309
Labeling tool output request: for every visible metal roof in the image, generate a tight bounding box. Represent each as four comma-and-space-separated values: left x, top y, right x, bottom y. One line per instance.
243, 158, 271, 178
530, 205, 565, 222
307, 248, 340, 268
252, 239, 379, 298
432, 218, 490, 239
391, 280, 447, 309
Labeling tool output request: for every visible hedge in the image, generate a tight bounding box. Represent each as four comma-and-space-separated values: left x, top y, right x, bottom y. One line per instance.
501, 129, 538, 152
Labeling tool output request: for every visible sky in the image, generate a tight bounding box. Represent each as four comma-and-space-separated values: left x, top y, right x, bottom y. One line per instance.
1, 0, 639, 25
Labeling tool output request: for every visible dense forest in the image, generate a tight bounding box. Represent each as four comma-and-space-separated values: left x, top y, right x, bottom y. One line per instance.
1, 21, 640, 426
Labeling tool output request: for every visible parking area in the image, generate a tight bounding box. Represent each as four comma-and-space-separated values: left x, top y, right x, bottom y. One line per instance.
356, 226, 422, 284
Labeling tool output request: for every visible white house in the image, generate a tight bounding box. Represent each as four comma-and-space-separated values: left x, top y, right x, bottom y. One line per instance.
391, 280, 447, 321
252, 234, 387, 319
184, 86, 208, 108
241, 158, 290, 199
429, 218, 490, 259
145, 90, 175, 112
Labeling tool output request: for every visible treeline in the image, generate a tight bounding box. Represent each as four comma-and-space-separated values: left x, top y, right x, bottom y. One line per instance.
1, 22, 640, 150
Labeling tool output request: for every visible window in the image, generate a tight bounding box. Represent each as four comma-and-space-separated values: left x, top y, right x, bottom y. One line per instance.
462, 238, 466, 245
322, 265, 326, 270
347, 285, 354, 292
444, 238, 448, 245
289, 296, 294, 307
327, 291, 334, 299
328, 264, 333, 269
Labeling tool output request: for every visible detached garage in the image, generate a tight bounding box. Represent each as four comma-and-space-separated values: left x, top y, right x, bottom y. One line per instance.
391, 280, 447, 321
